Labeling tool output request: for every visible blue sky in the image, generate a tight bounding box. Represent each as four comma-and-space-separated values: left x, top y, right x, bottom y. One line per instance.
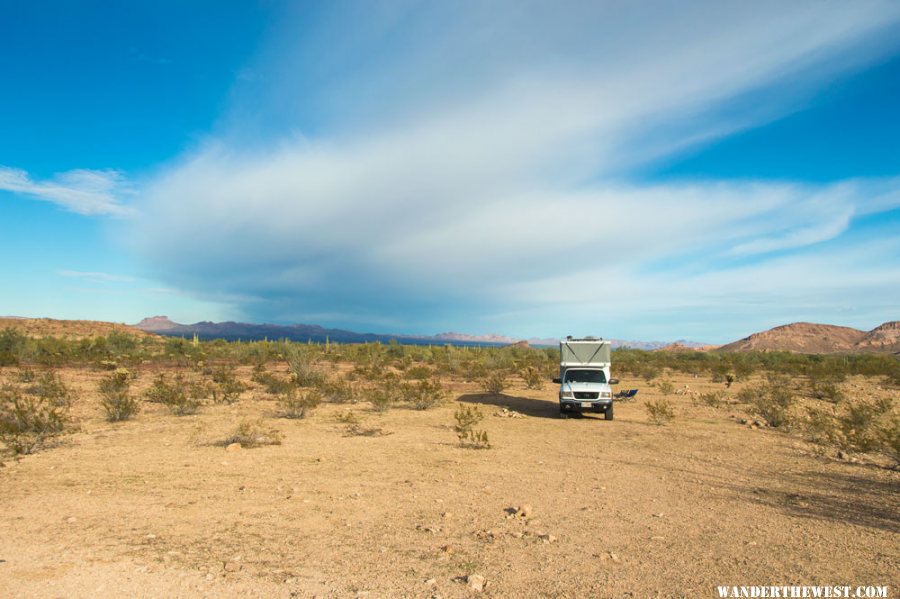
1, 1, 899, 343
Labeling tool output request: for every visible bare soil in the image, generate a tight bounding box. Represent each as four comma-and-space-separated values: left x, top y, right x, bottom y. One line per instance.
1, 368, 897, 598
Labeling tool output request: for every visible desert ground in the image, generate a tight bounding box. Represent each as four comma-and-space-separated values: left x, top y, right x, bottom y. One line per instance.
1, 356, 897, 599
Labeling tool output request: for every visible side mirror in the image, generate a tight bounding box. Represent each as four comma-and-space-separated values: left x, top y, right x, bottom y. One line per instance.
552, 378, 561, 384
609, 378, 619, 385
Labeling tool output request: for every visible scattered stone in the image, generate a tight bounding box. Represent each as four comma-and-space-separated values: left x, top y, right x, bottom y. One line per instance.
145, 533, 157, 541
425, 578, 437, 586
836, 450, 847, 461
440, 544, 454, 555
609, 552, 621, 564
652, 512, 664, 518
441, 512, 452, 519
650, 536, 666, 541
224, 561, 242, 573
466, 574, 486, 592
65, 517, 77, 524
538, 533, 557, 544
517, 504, 534, 519
225, 443, 242, 452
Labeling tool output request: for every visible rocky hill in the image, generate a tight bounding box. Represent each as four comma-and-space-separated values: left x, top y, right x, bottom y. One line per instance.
0, 317, 150, 339
718, 321, 899, 354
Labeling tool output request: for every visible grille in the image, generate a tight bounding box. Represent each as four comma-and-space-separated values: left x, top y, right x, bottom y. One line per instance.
574, 392, 599, 400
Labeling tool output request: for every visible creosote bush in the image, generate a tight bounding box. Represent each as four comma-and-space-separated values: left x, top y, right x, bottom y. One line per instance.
645, 398, 675, 425
28, 371, 73, 407
480, 372, 507, 396
521, 366, 544, 390
276, 388, 322, 419
656, 380, 675, 396
317, 377, 356, 404
146, 373, 201, 415
222, 419, 282, 448
98, 369, 140, 422
0, 383, 68, 454
454, 404, 490, 448
286, 347, 325, 387
400, 377, 447, 410
747, 375, 795, 428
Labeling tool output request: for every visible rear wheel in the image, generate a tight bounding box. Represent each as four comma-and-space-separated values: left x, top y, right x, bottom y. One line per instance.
604, 403, 614, 421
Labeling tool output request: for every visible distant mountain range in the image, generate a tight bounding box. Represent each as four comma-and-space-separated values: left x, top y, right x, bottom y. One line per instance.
716, 321, 900, 354
132, 316, 708, 349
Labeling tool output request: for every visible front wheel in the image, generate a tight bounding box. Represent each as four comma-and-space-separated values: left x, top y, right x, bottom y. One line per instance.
604, 404, 614, 421
559, 405, 569, 419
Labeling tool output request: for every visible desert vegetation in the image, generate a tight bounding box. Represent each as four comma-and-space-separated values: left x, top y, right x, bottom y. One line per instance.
1, 324, 898, 597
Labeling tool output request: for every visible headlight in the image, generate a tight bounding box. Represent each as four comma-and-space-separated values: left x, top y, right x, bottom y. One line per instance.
561, 391, 574, 399
600, 392, 611, 398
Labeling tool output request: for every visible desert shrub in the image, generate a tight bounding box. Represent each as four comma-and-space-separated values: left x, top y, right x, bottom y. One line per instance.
735, 386, 757, 405
521, 366, 544, 390
808, 380, 844, 403
748, 376, 795, 428
98, 369, 140, 422
286, 346, 325, 387
0, 328, 27, 366
641, 364, 661, 382
369, 386, 396, 413
0, 383, 68, 454
221, 419, 282, 448
656, 380, 675, 396
454, 404, 490, 448
27, 371, 73, 407
276, 388, 322, 419
480, 372, 507, 395
696, 390, 726, 408
146, 373, 201, 415
404, 365, 433, 380
804, 396, 898, 463
317, 377, 356, 404
252, 370, 294, 395
711, 363, 730, 384
645, 398, 675, 425
400, 377, 447, 410
208, 367, 247, 404
15, 368, 36, 383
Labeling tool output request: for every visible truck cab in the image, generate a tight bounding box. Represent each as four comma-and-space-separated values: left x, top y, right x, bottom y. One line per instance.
555, 337, 618, 420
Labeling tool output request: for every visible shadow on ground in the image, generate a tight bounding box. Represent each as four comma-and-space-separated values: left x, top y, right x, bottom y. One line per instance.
738, 467, 900, 533
457, 393, 560, 419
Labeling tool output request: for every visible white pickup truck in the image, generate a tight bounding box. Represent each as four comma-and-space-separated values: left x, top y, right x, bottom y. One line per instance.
553, 337, 618, 420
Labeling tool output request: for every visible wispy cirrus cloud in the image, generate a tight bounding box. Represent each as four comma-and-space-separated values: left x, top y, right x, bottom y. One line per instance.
0, 166, 132, 216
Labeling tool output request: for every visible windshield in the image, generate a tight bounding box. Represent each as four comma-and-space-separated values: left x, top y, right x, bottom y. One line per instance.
564, 369, 607, 384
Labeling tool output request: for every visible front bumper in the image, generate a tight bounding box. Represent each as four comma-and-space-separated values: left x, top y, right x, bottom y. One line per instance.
560, 399, 612, 412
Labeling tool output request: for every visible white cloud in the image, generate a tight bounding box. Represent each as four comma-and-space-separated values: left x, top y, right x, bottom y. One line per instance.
0, 166, 132, 216
125, 1, 900, 337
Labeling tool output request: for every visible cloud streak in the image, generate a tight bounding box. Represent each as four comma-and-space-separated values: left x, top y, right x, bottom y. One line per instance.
0, 166, 131, 216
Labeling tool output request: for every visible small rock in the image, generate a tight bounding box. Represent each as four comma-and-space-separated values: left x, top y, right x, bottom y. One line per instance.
145, 533, 156, 540
224, 561, 242, 573
517, 504, 534, 518
650, 536, 666, 541
66, 517, 77, 524
652, 512, 664, 518
440, 544, 454, 554
225, 443, 241, 452
538, 533, 557, 544
466, 574, 486, 592
441, 512, 452, 519
609, 552, 621, 564
836, 450, 847, 460
424, 578, 437, 586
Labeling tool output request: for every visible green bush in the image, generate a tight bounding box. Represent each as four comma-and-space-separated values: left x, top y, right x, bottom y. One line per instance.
645, 398, 675, 425
276, 388, 322, 419
400, 377, 447, 410
286, 347, 325, 387
656, 380, 675, 396
0, 383, 68, 454
454, 404, 490, 448
748, 376, 795, 428
99, 369, 140, 422
317, 377, 356, 404
145, 373, 200, 415
479, 372, 507, 395
521, 366, 544, 390
27, 371, 73, 407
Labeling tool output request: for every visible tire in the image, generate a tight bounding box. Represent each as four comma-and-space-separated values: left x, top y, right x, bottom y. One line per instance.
559, 405, 569, 419
604, 403, 614, 421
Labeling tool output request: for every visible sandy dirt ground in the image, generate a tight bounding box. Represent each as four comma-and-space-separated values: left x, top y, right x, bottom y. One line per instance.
1, 367, 897, 598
